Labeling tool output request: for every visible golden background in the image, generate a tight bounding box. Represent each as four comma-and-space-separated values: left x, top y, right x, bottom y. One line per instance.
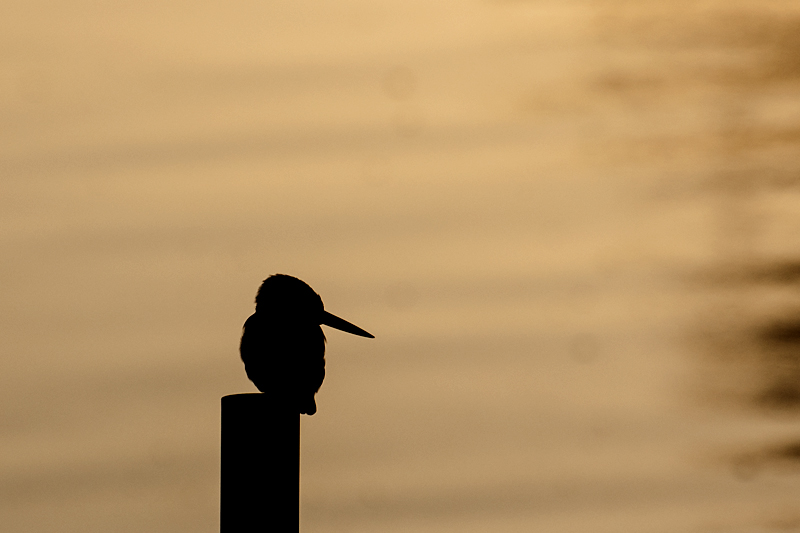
3, 0, 800, 530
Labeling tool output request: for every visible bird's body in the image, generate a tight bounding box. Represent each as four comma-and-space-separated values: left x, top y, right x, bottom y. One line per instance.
240, 311, 325, 414
240, 274, 372, 415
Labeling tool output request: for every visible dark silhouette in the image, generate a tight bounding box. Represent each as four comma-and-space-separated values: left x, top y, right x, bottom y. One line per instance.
222, 277, 371, 531
239, 274, 373, 415
220, 393, 298, 532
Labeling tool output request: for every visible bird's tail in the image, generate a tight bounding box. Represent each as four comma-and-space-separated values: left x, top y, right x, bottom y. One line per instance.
299, 397, 317, 416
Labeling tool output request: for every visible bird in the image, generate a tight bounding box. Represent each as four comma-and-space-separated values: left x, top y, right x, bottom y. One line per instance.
239, 274, 373, 415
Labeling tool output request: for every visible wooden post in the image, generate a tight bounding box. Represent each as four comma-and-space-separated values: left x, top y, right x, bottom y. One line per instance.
220, 393, 299, 532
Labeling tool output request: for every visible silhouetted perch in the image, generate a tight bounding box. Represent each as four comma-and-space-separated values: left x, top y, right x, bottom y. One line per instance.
220, 394, 299, 532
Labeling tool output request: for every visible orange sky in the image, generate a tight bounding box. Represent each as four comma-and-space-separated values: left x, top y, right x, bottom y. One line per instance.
3, 1, 800, 531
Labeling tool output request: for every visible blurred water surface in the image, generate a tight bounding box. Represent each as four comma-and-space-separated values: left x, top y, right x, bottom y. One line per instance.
2, 0, 800, 531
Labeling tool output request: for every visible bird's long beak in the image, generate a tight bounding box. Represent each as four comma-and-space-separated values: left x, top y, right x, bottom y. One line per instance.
320, 311, 374, 338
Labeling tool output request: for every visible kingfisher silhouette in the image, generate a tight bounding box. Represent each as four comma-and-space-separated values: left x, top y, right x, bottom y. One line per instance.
239, 274, 374, 415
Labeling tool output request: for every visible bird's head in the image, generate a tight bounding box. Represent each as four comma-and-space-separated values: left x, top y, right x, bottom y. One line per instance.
254, 274, 374, 338
255, 274, 323, 324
